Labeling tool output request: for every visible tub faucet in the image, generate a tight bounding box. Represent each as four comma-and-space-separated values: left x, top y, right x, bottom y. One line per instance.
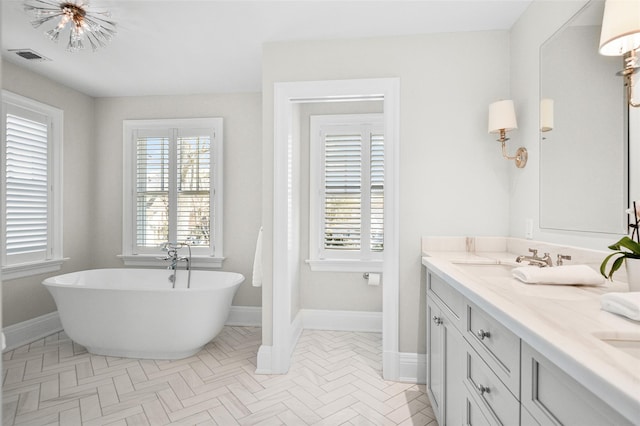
515, 248, 553, 267
160, 242, 192, 288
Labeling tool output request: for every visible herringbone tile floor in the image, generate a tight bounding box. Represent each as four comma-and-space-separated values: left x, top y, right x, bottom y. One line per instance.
2, 327, 435, 425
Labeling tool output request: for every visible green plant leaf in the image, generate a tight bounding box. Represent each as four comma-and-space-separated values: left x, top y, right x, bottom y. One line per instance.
600, 251, 624, 279
607, 236, 640, 255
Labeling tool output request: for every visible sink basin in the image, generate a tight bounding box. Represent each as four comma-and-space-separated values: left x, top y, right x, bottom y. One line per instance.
593, 332, 640, 361
454, 263, 514, 278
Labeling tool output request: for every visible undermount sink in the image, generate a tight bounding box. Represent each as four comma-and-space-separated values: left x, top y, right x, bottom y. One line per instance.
592, 332, 640, 361
453, 263, 514, 278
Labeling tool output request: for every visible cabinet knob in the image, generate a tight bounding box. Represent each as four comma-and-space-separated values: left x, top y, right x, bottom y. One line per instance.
476, 329, 491, 340
432, 316, 443, 325
476, 384, 490, 395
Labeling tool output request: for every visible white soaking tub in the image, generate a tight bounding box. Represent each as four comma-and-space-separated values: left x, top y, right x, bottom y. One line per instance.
42, 268, 244, 359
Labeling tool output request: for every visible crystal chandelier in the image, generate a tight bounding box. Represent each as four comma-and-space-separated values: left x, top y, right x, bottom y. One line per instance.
24, 0, 116, 52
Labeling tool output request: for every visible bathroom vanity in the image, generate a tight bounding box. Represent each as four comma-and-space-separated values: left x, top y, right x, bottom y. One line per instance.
422, 237, 639, 426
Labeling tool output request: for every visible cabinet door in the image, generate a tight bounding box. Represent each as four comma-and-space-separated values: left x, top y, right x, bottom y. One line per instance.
444, 316, 465, 426
427, 296, 444, 425
427, 295, 465, 426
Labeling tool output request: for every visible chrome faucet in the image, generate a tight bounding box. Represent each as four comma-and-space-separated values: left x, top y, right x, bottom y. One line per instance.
160, 242, 192, 288
515, 248, 553, 267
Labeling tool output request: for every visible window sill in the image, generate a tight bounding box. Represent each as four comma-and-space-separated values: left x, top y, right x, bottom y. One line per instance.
305, 259, 383, 273
2, 258, 67, 281
118, 254, 225, 269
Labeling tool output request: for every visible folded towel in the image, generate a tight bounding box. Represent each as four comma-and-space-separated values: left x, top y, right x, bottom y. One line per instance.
601, 292, 640, 321
252, 227, 263, 287
512, 265, 604, 286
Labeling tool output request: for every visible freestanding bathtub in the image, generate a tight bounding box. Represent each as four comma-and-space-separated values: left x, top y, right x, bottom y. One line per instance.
42, 268, 244, 359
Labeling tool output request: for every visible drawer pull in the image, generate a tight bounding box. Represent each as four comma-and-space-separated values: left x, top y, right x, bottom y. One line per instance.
433, 316, 443, 325
476, 384, 490, 395
476, 329, 491, 340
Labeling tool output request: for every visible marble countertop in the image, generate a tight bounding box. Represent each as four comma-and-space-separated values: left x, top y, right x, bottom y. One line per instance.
422, 250, 640, 423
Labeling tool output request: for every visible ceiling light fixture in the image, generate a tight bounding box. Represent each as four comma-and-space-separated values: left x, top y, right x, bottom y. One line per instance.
24, 0, 116, 52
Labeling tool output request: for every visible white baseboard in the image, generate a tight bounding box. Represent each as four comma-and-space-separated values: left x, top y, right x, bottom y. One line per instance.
300, 309, 382, 332
3, 311, 62, 351
226, 306, 262, 326
255, 345, 273, 374
398, 352, 426, 384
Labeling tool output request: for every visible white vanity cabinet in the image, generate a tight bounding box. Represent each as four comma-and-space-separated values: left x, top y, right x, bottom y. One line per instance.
425, 262, 636, 426
427, 267, 518, 425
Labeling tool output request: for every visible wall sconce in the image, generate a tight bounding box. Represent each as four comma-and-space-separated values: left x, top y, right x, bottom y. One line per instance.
488, 100, 528, 168
540, 98, 554, 132
599, 0, 640, 107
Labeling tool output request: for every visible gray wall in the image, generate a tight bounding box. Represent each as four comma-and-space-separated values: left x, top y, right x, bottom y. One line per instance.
298, 101, 384, 313
2, 61, 95, 326
261, 31, 512, 354
1, 66, 263, 326
508, 0, 629, 249
92, 94, 263, 307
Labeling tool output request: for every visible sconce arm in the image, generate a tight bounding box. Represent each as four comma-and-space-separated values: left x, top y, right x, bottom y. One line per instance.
496, 137, 528, 169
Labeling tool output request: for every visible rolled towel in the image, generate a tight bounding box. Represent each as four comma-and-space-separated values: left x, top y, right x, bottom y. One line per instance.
512, 264, 605, 286
600, 292, 640, 321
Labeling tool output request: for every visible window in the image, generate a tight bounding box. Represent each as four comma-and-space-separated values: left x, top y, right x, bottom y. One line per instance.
122, 118, 223, 267
1, 91, 64, 280
308, 114, 384, 271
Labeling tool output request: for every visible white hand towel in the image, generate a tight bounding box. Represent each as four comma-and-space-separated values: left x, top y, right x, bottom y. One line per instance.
252, 227, 263, 287
512, 265, 605, 286
600, 292, 640, 321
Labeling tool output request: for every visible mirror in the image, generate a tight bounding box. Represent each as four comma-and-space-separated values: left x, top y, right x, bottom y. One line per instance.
539, 0, 628, 234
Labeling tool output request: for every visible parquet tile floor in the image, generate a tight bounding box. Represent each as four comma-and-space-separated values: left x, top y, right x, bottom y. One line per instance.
2, 327, 436, 426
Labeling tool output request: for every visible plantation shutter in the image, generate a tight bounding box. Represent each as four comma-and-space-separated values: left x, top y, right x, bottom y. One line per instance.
135, 132, 170, 248
370, 133, 384, 251
5, 108, 50, 260
323, 132, 362, 250
176, 133, 211, 247
134, 127, 214, 251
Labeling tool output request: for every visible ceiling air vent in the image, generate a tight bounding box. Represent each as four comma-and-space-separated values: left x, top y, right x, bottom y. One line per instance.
9, 49, 51, 62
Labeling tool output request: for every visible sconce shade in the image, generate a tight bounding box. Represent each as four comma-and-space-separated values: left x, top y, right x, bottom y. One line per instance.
488, 100, 518, 134
599, 0, 640, 56
540, 98, 554, 132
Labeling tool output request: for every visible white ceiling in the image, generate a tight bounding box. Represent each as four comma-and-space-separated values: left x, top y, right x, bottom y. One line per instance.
1, 0, 533, 98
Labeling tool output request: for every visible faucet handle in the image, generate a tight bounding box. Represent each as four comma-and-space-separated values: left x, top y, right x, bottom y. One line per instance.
557, 254, 572, 266
528, 248, 538, 257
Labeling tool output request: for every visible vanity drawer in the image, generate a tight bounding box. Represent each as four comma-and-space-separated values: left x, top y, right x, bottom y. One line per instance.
464, 389, 492, 426
464, 344, 520, 425
521, 342, 634, 426
466, 301, 520, 395
427, 271, 464, 326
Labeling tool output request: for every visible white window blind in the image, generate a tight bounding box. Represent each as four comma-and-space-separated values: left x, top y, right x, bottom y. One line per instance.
177, 134, 211, 246
123, 118, 223, 265
136, 134, 170, 248
370, 133, 384, 252
2, 91, 64, 279
324, 132, 362, 250
310, 114, 384, 263
5, 111, 49, 258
